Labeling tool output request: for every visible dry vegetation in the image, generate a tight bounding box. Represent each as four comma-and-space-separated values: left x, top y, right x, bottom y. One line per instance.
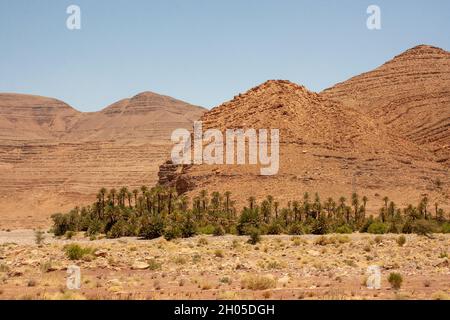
0, 230, 448, 300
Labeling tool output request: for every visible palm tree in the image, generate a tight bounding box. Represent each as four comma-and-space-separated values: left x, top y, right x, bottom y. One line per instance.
119, 187, 128, 207
274, 201, 279, 219
167, 187, 176, 215
351, 193, 359, 221
362, 196, 368, 219
200, 190, 208, 213
383, 196, 389, 212
422, 196, 429, 219
132, 189, 139, 207
261, 200, 271, 223
292, 201, 300, 221
224, 191, 231, 215
126, 191, 132, 208
248, 196, 256, 210
324, 197, 334, 219
110, 188, 117, 207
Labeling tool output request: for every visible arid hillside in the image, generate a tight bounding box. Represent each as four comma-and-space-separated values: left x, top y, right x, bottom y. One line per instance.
159, 47, 450, 214
322, 45, 450, 165
0, 92, 205, 228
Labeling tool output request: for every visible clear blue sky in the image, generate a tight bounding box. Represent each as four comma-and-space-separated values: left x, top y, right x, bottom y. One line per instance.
0, 0, 449, 111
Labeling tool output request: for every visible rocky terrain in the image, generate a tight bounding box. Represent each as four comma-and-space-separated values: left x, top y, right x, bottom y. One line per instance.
0, 92, 205, 228
322, 45, 450, 165
160, 75, 449, 213
0, 231, 448, 300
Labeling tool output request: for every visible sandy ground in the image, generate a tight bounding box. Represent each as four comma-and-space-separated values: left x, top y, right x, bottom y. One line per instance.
0, 231, 449, 300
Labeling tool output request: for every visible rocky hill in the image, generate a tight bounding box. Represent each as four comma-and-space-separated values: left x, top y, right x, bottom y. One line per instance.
159, 47, 449, 213
0, 92, 205, 228
322, 45, 450, 165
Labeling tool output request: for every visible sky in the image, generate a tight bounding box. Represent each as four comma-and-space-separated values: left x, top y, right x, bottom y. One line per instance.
0, 0, 449, 111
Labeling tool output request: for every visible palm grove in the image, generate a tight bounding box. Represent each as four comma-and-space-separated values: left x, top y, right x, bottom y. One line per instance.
52, 186, 450, 241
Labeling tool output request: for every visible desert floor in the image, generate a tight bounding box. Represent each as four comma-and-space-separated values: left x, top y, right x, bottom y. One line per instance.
0, 230, 449, 300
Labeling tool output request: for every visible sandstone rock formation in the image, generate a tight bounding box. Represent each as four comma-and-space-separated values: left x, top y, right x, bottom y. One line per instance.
0, 92, 205, 228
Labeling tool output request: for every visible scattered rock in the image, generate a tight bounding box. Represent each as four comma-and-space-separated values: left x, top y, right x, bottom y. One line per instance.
131, 261, 149, 270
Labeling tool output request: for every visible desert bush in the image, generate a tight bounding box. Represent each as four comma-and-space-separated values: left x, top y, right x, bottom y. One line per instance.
64, 244, 93, 260
197, 237, 208, 246
34, 230, 45, 245
288, 223, 307, 235
163, 224, 182, 241
214, 249, 224, 258
51, 213, 71, 236
65, 231, 75, 239
147, 259, 162, 271
334, 224, 353, 234
197, 225, 215, 235
397, 235, 406, 247
267, 222, 283, 235
181, 215, 197, 238
315, 236, 334, 246
139, 216, 165, 240
213, 225, 225, 236
367, 222, 388, 234
388, 272, 403, 290
107, 219, 136, 239
411, 219, 437, 236
311, 216, 329, 235
247, 228, 261, 245
441, 222, 450, 234
237, 208, 261, 235
241, 275, 276, 290
86, 219, 104, 236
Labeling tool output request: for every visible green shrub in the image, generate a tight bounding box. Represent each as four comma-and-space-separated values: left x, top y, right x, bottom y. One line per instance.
213, 225, 225, 236
397, 235, 406, 247
367, 222, 388, 234
86, 219, 104, 236
197, 225, 215, 235
64, 244, 93, 260
247, 228, 261, 245
388, 272, 403, 290
335, 224, 353, 234
311, 216, 329, 235
51, 213, 70, 236
359, 217, 374, 233
140, 216, 165, 239
267, 222, 283, 235
107, 220, 135, 239
411, 219, 436, 236
181, 215, 197, 238
147, 259, 162, 270
237, 208, 261, 235
441, 223, 450, 234
288, 223, 306, 235
163, 224, 182, 241
34, 230, 45, 245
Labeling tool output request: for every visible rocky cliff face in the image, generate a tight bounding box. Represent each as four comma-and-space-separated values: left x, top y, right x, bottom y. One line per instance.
0, 92, 205, 228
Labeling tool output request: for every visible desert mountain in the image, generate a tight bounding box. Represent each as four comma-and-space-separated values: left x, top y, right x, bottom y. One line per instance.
159, 78, 449, 213
322, 45, 450, 164
0, 92, 205, 228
